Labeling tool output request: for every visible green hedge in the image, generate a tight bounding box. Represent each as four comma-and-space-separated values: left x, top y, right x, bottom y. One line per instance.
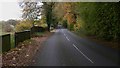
75, 2, 120, 41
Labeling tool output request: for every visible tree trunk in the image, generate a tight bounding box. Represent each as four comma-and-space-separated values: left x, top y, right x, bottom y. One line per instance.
47, 24, 50, 32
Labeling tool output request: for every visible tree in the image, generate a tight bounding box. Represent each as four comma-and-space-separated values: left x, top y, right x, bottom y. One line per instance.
74, 2, 120, 41
15, 20, 33, 32
19, 1, 42, 26
53, 3, 77, 30
6, 19, 18, 26
41, 2, 55, 31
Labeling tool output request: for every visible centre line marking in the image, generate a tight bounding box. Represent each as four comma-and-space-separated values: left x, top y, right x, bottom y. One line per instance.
64, 33, 66, 36
66, 36, 70, 41
72, 44, 94, 63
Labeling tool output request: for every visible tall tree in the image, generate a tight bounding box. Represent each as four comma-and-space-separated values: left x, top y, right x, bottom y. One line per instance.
41, 2, 55, 31
19, 1, 41, 26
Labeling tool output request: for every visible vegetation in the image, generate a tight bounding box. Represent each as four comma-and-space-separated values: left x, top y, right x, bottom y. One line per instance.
49, 2, 119, 41
19, 2, 119, 41
0, 20, 19, 35
74, 2, 120, 41
1, 2, 119, 48
15, 20, 33, 32
19, 2, 41, 26
41, 2, 55, 31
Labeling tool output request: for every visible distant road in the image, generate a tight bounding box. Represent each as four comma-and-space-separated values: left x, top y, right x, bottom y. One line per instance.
31, 29, 119, 66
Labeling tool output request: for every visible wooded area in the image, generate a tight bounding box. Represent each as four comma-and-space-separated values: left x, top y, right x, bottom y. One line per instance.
1, 1, 119, 66
42, 2, 120, 41
1, 2, 119, 42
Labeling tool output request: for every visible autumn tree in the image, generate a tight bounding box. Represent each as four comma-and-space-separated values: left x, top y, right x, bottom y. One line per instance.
52, 2, 120, 41
52, 3, 77, 30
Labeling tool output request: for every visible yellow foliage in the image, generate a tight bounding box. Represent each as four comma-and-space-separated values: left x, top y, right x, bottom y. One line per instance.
74, 23, 80, 31
65, 13, 76, 24
15, 20, 33, 32
62, 3, 76, 25
35, 16, 47, 28
74, 17, 84, 31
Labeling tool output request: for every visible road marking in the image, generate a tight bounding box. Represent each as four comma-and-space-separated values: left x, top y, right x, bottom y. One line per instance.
66, 36, 70, 41
64, 33, 66, 36
72, 44, 94, 63
64, 33, 70, 41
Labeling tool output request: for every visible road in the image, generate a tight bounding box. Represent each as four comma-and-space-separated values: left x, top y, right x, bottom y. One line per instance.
31, 29, 119, 66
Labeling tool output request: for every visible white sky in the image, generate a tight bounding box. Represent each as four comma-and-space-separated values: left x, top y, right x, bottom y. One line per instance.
0, 0, 22, 21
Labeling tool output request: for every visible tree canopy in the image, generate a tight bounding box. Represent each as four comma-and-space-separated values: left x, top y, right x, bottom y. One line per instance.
19, 1, 120, 41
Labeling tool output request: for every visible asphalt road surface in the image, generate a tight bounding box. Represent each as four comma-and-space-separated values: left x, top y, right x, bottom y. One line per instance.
31, 29, 119, 66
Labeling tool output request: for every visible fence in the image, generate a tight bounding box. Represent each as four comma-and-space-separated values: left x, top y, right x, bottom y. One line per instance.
0, 34, 11, 52
1, 26, 45, 52
15, 30, 30, 47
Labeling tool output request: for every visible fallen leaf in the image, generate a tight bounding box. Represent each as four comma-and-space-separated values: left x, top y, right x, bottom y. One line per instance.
12, 57, 16, 60
25, 55, 29, 57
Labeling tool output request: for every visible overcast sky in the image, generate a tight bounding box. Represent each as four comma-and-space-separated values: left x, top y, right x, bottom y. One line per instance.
0, 0, 22, 21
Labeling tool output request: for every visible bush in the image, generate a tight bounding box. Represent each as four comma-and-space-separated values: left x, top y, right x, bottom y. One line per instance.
31, 26, 45, 34
4, 25, 14, 32
15, 20, 33, 32
62, 20, 68, 28
74, 2, 120, 41
68, 24, 74, 31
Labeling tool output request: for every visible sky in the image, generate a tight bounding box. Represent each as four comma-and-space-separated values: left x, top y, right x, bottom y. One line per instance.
0, 0, 22, 21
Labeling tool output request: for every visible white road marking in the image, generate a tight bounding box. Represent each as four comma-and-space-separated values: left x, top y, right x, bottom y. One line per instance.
64, 33, 70, 41
72, 44, 94, 63
66, 36, 70, 41
64, 33, 66, 36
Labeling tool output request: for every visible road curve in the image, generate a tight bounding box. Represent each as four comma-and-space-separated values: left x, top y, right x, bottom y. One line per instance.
31, 29, 119, 66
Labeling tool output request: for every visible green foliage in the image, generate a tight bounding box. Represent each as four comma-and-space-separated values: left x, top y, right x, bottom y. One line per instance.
15, 20, 33, 32
94, 3, 120, 40
51, 2, 120, 41
74, 2, 120, 41
42, 2, 55, 31
62, 20, 68, 28
68, 23, 74, 31
37, 16, 47, 28
74, 16, 85, 32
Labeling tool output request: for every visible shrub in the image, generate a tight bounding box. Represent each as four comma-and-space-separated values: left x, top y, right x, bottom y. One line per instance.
62, 20, 68, 28
15, 20, 33, 32
68, 24, 74, 31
